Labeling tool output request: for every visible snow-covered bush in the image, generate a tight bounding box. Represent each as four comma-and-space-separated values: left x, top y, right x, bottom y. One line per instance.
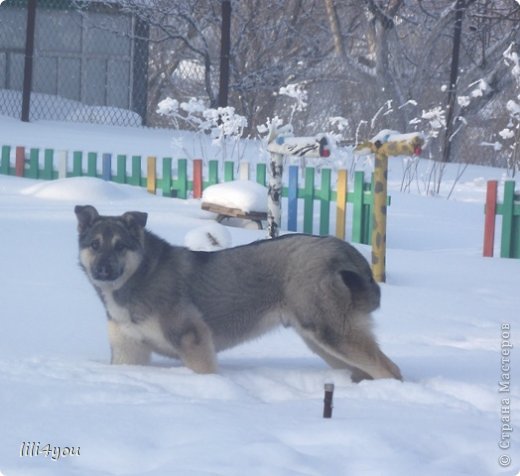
157, 97, 248, 163
497, 43, 520, 176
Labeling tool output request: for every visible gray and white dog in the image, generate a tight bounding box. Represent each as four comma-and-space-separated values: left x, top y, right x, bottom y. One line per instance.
75, 205, 402, 382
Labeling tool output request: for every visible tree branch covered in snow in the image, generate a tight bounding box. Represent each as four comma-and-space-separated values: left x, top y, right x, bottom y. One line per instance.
497, 42, 520, 175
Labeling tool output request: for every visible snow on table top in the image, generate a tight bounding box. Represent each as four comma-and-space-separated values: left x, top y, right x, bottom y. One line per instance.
202, 179, 268, 213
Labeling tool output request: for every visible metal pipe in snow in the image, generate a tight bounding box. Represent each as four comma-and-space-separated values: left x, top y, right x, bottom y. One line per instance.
323, 383, 334, 418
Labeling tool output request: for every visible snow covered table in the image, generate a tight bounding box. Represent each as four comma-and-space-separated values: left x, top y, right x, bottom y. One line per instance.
201, 180, 268, 229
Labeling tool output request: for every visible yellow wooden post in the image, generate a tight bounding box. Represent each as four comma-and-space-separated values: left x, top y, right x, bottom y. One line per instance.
356, 133, 425, 283
335, 169, 348, 240
371, 151, 388, 282
147, 156, 156, 194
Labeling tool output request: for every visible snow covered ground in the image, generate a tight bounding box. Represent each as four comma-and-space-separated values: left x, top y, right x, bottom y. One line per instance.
0, 116, 519, 476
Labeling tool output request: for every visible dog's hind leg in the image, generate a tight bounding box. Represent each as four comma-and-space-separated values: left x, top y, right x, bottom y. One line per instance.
294, 320, 402, 381
301, 336, 373, 382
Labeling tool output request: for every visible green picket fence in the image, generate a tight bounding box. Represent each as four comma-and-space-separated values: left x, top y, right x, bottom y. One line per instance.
483, 179, 520, 259
0, 145, 388, 242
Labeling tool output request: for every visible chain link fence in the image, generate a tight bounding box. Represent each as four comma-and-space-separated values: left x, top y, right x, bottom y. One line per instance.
0, 0, 28, 119
0, 0, 331, 134
0, 0, 210, 128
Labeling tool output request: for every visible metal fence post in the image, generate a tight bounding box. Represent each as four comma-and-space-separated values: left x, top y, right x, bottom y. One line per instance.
218, 0, 231, 108
21, 0, 37, 122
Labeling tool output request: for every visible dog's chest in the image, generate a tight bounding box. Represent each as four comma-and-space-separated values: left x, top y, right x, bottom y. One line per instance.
101, 289, 175, 355
102, 289, 132, 324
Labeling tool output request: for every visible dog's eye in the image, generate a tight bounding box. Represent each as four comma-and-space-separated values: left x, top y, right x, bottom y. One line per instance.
90, 239, 100, 251
114, 241, 127, 253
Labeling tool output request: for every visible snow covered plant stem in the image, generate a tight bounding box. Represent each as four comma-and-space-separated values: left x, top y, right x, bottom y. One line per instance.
278, 84, 308, 126
157, 97, 248, 163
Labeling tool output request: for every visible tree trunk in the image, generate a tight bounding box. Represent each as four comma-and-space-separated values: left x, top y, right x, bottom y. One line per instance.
324, 0, 344, 57
441, 0, 466, 165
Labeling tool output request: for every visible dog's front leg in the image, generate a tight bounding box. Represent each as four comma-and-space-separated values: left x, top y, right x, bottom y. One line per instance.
107, 320, 151, 365
161, 309, 218, 374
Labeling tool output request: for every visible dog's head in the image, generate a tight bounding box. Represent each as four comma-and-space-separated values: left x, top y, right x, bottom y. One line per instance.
74, 205, 147, 290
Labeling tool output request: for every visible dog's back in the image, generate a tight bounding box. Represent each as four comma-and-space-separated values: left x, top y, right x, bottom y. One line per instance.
174, 235, 379, 348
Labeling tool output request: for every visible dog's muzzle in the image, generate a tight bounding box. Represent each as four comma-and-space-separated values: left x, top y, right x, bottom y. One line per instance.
92, 260, 123, 282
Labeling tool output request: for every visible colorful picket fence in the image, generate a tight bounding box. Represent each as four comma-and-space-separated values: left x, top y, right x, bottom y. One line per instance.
1, 145, 387, 242
483, 180, 520, 259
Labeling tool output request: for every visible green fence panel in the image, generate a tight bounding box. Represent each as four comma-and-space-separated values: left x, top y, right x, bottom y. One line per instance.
28, 148, 39, 179
72, 151, 83, 176
1, 146, 10, 175
175, 158, 188, 199
361, 177, 373, 245
87, 152, 97, 177
224, 161, 234, 182
162, 157, 172, 197
256, 163, 267, 186
320, 169, 331, 236
129, 156, 141, 186
501, 181, 515, 258
115, 155, 127, 183
208, 160, 219, 186
43, 149, 54, 180
303, 167, 315, 234
351, 171, 365, 243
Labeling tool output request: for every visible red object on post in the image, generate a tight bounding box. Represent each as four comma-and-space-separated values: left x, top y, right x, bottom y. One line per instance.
483, 180, 498, 257
193, 159, 203, 198
319, 137, 330, 157
15, 146, 25, 177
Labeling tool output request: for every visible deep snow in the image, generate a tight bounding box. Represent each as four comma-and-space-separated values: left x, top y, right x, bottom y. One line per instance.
0, 116, 519, 476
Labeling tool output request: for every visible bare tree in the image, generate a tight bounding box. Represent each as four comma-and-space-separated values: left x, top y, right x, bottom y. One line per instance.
84, 0, 520, 168
318, 0, 520, 163
228, 0, 332, 133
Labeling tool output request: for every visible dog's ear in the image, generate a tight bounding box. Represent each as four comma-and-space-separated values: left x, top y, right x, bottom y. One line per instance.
75, 205, 99, 234
121, 211, 148, 229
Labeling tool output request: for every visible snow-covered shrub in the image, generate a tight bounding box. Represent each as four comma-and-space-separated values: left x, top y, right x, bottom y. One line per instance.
157, 97, 248, 163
